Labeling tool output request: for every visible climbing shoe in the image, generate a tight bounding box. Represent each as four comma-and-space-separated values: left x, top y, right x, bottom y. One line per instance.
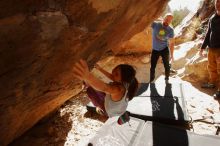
96, 107, 105, 115
170, 69, 177, 74
201, 83, 215, 88
117, 111, 130, 125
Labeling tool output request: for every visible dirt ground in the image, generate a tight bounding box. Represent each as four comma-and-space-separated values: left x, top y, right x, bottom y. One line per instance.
10, 53, 220, 146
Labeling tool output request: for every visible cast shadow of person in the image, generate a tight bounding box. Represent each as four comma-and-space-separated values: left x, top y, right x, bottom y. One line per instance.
150, 83, 188, 146
135, 83, 149, 96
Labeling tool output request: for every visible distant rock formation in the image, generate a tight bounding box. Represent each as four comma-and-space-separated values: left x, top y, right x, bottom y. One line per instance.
174, 0, 215, 45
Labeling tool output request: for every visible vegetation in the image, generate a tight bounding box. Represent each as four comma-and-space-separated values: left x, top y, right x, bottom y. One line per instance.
172, 7, 190, 28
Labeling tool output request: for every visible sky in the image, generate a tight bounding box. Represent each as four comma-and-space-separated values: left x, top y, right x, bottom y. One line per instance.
168, 0, 203, 12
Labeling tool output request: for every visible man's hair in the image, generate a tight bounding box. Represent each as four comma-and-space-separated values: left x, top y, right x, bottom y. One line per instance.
164, 13, 173, 18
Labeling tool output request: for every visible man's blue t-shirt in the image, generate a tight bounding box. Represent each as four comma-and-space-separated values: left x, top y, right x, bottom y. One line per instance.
151, 22, 174, 51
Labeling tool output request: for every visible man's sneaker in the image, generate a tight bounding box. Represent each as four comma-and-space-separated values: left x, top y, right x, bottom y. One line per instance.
201, 83, 215, 88
213, 91, 220, 99
170, 69, 177, 74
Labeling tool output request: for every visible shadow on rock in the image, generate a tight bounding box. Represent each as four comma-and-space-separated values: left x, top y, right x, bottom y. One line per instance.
9, 111, 72, 146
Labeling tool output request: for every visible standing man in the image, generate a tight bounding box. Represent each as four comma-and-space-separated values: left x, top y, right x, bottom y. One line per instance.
150, 13, 175, 83
200, 0, 220, 99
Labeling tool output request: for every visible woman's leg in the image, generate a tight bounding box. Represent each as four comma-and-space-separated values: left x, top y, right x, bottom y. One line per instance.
86, 86, 106, 112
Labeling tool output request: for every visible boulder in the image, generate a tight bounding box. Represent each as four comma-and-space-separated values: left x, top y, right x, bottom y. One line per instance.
0, 0, 169, 145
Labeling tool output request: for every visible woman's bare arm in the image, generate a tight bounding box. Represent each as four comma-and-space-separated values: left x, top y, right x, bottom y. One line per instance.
95, 64, 114, 81
73, 60, 123, 100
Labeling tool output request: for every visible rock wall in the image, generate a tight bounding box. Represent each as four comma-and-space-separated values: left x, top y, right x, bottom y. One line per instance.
174, 0, 215, 82
0, 0, 169, 145
175, 0, 215, 45
112, 27, 152, 54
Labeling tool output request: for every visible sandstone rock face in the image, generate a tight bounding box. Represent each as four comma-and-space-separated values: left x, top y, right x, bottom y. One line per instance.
113, 27, 152, 54
171, 40, 209, 82
0, 0, 169, 145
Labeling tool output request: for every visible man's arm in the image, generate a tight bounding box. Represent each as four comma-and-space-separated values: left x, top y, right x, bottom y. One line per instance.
200, 21, 211, 56
169, 38, 175, 61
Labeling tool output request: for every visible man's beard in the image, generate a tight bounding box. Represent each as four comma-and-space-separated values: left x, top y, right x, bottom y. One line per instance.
163, 22, 169, 26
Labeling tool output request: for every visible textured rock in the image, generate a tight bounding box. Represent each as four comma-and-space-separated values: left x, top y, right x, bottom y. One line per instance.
113, 27, 152, 54
0, 0, 169, 145
174, 0, 215, 45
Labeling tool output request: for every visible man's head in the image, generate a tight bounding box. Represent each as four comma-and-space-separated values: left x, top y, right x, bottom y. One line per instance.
163, 13, 173, 26
215, 0, 220, 14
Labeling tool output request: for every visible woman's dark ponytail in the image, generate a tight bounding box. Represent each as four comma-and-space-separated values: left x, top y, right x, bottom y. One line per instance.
127, 78, 138, 101
117, 64, 138, 101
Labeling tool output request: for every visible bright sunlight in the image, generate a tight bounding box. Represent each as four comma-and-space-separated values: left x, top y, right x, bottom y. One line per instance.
169, 0, 203, 12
